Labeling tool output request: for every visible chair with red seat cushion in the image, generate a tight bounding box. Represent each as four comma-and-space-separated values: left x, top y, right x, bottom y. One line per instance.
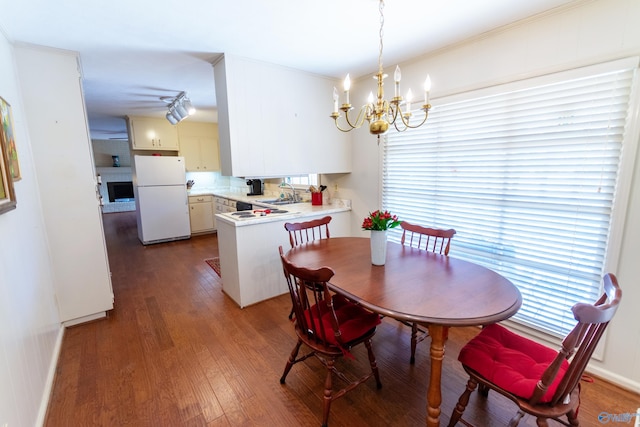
278, 246, 382, 427
448, 273, 622, 426
284, 215, 332, 319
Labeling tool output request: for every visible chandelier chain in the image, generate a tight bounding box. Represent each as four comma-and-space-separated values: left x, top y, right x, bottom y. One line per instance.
378, 0, 385, 74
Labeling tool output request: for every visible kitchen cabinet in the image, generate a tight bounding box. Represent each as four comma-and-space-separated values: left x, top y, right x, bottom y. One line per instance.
217, 210, 350, 308
126, 116, 180, 151
15, 45, 114, 324
215, 196, 236, 214
180, 136, 219, 171
213, 54, 351, 177
189, 195, 215, 233
178, 122, 220, 171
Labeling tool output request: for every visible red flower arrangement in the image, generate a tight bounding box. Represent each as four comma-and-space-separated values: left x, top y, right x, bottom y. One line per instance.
361, 210, 401, 231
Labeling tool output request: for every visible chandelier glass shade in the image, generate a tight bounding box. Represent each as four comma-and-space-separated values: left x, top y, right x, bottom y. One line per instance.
330, 0, 431, 136
163, 91, 196, 125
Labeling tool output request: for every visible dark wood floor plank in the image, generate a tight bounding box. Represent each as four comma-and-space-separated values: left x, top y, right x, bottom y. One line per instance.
42, 211, 640, 427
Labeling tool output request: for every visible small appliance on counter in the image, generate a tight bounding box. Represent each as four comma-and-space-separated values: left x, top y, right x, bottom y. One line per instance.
246, 179, 263, 196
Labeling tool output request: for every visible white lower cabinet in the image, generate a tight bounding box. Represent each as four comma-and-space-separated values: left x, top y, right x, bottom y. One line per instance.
188, 195, 215, 233
215, 196, 236, 214
217, 211, 350, 308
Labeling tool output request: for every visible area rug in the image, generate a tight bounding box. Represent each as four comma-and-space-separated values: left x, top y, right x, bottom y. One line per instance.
205, 257, 221, 277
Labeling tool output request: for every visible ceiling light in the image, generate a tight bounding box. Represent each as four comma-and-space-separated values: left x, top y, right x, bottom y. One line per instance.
330, 0, 432, 138
174, 102, 188, 118
183, 98, 196, 115
166, 109, 179, 125
162, 91, 196, 125
170, 108, 184, 121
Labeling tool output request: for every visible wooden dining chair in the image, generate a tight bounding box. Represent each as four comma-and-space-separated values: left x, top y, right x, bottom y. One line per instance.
284, 215, 332, 319
278, 246, 382, 427
400, 221, 456, 255
448, 273, 622, 427
284, 215, 332, 248
399, 221, 457, 363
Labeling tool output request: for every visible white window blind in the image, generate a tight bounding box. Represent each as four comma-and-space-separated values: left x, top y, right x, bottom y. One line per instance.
382, 58, 637, 337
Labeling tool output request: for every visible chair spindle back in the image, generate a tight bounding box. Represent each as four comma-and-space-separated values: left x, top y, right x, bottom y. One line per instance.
284, 215, 332, 248
542, 273, 622, 406
278, 246, 338, 346
400, 221, 456, 255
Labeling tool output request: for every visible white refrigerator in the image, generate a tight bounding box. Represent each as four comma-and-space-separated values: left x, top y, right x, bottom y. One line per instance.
133, 155, 191, 245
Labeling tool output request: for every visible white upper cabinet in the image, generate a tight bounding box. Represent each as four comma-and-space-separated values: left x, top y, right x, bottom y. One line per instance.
126, 116, 180, 151
213, 54, 351, 177
178, 121, 220, 172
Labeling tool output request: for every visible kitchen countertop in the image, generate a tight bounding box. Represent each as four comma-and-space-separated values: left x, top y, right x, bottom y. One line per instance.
187, 187, 351, 227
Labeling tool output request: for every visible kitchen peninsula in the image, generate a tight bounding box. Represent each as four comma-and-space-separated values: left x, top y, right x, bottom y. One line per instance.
211, 192, 351, 308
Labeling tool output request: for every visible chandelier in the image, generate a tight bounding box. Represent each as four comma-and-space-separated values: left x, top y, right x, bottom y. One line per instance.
330, 0, 431, 137
162, 91, 196, 125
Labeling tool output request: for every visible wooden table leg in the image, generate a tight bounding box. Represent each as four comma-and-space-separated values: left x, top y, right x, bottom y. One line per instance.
426, 325, 448, 427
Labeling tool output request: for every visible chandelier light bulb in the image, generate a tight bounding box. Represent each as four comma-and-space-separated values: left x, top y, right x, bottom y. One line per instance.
344, 74, 351, 91
344, 74, 351, 105
424, 75, 432, 92
424, 75, 432, 104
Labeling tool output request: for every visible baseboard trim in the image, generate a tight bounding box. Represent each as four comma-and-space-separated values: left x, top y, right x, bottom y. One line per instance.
586, 365, 640, 395
63, 311, 107, 327
35, 324, 65, 427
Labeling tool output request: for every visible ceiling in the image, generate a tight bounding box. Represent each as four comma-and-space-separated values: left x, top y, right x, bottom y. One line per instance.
0, 0, 582, 140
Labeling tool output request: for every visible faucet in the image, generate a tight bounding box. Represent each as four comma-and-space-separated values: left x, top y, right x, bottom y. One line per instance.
280, 181, 299, 202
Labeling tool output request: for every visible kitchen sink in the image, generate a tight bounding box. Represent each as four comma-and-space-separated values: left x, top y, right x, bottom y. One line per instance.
255, 198, 298, 205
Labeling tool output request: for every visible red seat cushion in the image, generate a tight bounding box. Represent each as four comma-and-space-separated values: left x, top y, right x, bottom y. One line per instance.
305, 294, 380, 347
458, 324, 569, 403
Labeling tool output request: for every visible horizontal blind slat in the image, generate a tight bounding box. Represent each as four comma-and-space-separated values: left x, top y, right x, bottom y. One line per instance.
382, 61, 635, 336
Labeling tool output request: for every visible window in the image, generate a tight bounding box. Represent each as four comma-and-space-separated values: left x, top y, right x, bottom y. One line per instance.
284, 174, 318, 187
382, 58, 638, 337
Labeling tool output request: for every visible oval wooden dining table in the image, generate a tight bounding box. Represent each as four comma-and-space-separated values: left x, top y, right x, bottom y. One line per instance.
286, 237, 522, 427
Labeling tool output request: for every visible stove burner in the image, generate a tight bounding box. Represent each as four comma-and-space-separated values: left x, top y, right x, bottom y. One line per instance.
270, 209, 289, 214
232, 212, 255, 218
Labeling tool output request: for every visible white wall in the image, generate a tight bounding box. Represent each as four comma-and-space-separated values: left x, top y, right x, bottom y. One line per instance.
0, 30, 63, 427
92, 139, 131, 167
325, 0, 640, 392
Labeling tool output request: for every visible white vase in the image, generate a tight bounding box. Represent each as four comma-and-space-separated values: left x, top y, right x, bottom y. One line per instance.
370, 230, 388, 266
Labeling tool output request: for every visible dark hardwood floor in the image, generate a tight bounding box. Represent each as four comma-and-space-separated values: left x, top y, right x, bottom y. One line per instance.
44, 211, 639, 426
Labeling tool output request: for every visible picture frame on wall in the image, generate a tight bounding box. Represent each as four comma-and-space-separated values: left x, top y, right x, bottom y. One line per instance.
0, 97, 17, 214
0, 96, 20, 181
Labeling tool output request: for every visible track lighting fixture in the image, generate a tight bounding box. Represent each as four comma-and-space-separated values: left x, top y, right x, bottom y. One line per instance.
161, 91, 196, 125
166, 107, 179, 125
